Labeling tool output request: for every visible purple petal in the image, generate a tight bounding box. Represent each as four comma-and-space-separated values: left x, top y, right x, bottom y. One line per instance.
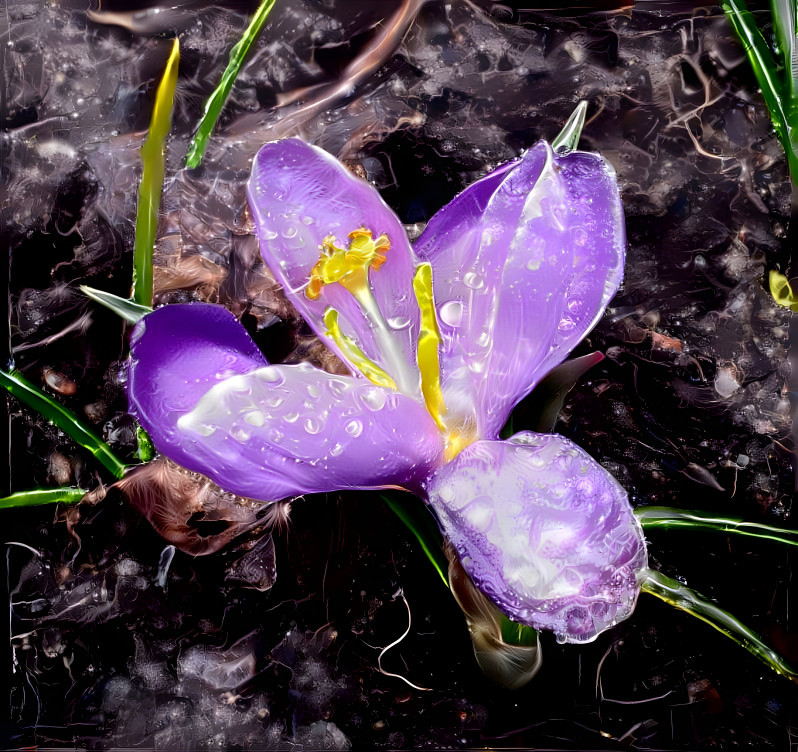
128, 302, 269, 447
416, 142, 624, 439
175, 364, 443, 499
129, 303, 443, 500
248, 139, 421, 394
424, 433, 647, 643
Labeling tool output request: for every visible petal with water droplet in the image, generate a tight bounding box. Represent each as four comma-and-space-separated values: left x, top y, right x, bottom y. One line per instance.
416, 142, 625, 438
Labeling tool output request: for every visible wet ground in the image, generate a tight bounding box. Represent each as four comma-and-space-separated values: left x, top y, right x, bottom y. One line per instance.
3, 0, 797, 749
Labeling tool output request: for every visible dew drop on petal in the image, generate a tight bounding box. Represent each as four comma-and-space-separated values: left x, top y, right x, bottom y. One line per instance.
254, 367, 283, 385
329, 442, 344, 457
388, 316, 411, 330
439, 300, 463, 327
269, 429, 284, 444
463, 272, 485, 290
345, 420, 363, 437
361, 387, 386, 411
304, 418, 321, 434
283, 411, 299, 423
244, 410, 265, 427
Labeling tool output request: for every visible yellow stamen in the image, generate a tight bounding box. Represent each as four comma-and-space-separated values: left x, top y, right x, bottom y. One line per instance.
306, 228, 390, 301
412, 263, 447, 432
323, 308, 397, 390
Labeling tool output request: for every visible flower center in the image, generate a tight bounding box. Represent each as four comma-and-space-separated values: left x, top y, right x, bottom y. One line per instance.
306, 227, 473, 460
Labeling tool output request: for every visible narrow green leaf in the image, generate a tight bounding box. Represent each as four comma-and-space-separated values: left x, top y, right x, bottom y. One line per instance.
771, 0, 798, 101
551, 100, 588, 154
642, 568, 798, 681
185, 0, 278, 168
381, 493, 449, 587
80, 285, 152, 324
636, 506, 798, 547
136, 425, 156, 462
133, 37, 180, 306
721, 0, 798, 179
0, 488, 87, 509
0, 369, 127, 479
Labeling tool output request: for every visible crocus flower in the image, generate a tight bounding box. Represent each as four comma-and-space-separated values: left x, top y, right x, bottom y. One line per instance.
128, 136, 647, 643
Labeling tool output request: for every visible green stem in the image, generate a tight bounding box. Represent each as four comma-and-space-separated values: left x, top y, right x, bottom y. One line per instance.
635, 506, 798, 547
380, 493, 449, 587
641, 569, 798, 681
133, 37, 180, 306
1, 370, 127, 479
721, 0, 798, 179
185, 0, 277, 168
0, 488, 87, 509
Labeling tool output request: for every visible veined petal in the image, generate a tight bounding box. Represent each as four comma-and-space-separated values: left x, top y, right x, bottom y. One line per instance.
425, 433, 647, 643
129, 304, 443, 500
248, 139, 421, 395
416, 142, 624, 439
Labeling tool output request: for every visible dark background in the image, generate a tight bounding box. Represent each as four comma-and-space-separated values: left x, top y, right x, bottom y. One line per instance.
2, 0, 796, 748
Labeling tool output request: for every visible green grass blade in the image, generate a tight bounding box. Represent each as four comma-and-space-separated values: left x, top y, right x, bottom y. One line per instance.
0, 488, 87, 509
721, 0, 798, 178
185, 0, 277, 168
551, 100, 587, 154
0, 370, 127, 479
636, 506, 798, 547
80, 285, 152, 324
641, 568, 798, 681
381, 493, 449, 587
133, 37, 180, 306
772, 0, 798, 101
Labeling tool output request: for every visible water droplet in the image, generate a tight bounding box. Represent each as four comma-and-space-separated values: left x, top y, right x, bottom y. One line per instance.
463, 272, 485, 290
328, 379, 349, 398
345, 420, 363, 437
266, 396, 284, 408
282, 225, 298, 238
329, 442, 344, 457
255, 367, 283, 385
304, 418, 321, 434
283, 411, 299, 423
361, 387, 386, 411
231, 426, 251, 443
388, 316, 411, 330
301, 215, 315, 225
558, 316, 576, 331
261, 228, 278, 240
307, 383, 321, 398
269, 429, 284, 444
567, 297, 583, 314
476, 331, 490, 347
439, 300, 463, 327
244, 410, 265, 427
573, 227, 588, 246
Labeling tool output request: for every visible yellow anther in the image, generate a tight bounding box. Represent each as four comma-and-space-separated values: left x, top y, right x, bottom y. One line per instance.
323, 308, 397, 390
412, 263, 447, 432
306, 228, 390, 301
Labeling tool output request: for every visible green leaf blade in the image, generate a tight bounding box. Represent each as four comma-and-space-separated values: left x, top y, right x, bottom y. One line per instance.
80, 285, 152, 324
133, 37, 180, 307
642, 568, 798, 681
1, 369, 127, 479
185, 0, 278, 169
0, 488, 87, 509
635, 506, 798, 547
